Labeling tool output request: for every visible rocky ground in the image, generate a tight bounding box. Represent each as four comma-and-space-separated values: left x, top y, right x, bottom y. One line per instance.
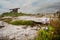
0, 22, 38, 40
0, 16, 49, 40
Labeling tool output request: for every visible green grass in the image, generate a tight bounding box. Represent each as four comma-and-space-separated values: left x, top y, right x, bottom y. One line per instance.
34, 25, 54, 40
10, 20, 34, 26
2, 18, 12, 23
1, 12, 31, 17
2, 18, 34, 26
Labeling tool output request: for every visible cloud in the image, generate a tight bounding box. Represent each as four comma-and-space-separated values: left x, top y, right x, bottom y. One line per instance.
0, 0, 60, 14
36, 1, 60, 13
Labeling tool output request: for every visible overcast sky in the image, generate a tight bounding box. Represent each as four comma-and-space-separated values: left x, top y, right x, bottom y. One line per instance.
0, 0, 60, 14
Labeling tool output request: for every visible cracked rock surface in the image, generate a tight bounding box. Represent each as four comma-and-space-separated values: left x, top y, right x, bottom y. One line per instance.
0, 22, 37, 40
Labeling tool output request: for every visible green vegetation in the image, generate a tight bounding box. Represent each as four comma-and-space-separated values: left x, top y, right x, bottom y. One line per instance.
1, 12, 31, 17
34, 25, 54, 40
10, 20, 34, 26
2, 18, 12, 23
34, 19, 60, 40
50, 20, 60, 40
1, 18, 35, 26
34, 12, 60, 40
